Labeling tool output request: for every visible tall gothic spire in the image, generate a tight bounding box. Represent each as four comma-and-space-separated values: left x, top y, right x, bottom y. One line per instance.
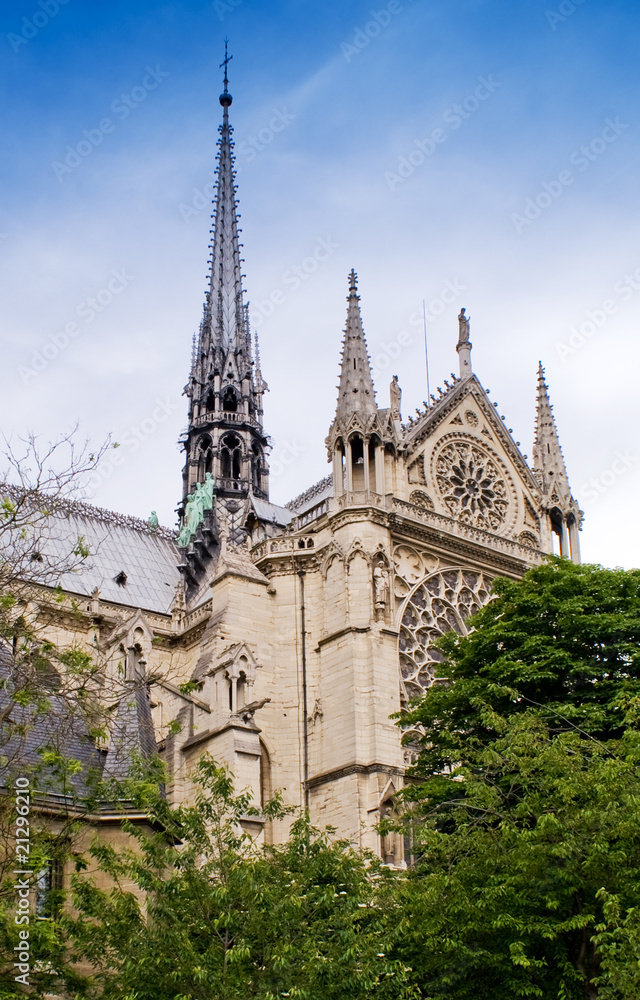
198, 42, 248, 359
532, 362, 572, 501
180, 48, 269, 512
334, 270, 377, 421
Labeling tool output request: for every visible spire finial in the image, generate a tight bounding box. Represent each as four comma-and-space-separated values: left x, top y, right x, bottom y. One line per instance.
220, 39, 233, 107
348, 268, 358, 294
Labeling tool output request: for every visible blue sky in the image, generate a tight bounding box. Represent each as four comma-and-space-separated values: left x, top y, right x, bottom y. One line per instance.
1, 0, 639, 567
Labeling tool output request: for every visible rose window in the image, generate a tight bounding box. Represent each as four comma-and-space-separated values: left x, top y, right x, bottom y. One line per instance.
434, 438, 513, 532
398, 568, 492, 703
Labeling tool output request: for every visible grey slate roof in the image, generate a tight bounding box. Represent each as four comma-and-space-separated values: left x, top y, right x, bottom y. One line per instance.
0, 643, 105, 797
38, 502, 181, 614
285, 476, 334, 515
103, 680, 157, 781
251, 497, 293, 527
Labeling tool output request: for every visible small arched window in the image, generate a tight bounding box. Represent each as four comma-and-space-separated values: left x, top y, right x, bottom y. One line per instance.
222, 387, 238, 412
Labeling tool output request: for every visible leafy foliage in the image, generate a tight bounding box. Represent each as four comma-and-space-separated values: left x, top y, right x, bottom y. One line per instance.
395, 560, 640, 999
57, 757, 417, 1000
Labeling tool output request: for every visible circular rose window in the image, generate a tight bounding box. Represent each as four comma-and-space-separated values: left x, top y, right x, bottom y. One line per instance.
433, 437, 515, 533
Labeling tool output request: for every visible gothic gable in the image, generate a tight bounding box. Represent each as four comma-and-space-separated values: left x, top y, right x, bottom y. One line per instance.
401, 377, 543, 544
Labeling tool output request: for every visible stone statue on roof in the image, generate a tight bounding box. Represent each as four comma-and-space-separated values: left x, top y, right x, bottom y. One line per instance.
457, 308, 470, 345
390, 375, 402, 418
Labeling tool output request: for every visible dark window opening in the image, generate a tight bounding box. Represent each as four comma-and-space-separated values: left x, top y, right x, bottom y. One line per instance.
222, 387, 238, 412
35, 860, 62, 919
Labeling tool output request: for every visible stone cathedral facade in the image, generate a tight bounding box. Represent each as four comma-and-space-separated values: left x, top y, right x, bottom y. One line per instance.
27, 73, 582, 862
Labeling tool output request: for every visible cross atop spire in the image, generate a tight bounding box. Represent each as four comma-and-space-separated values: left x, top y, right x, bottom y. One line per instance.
533, 362, 572, 502
220, 38, 233, 106
334, 269, 377, 422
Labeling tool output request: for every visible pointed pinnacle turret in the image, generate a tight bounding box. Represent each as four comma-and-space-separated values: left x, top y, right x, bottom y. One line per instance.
334, 270, 377, 421
533, 362, 572, 502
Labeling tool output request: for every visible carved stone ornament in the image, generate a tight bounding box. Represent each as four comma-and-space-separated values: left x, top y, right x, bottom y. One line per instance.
433, 435, 516, 533
393, 544, 440, 600
398, 568, 492, 703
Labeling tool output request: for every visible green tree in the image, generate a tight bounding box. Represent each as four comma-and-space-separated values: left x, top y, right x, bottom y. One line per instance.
57, 757, 417, 1000
395, 560, 640, 1000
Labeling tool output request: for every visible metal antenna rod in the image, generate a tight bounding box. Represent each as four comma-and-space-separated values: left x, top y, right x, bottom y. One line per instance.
422, 300, 431, 404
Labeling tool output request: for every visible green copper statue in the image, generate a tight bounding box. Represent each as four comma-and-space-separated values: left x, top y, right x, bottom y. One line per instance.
177, 475, 216, 547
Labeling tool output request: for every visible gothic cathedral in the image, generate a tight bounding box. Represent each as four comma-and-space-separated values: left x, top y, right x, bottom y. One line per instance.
34, 67, 583, 863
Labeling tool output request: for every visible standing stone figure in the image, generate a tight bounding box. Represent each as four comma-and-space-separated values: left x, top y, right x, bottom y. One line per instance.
390, 375, 402, 419
373, 564, 390, 608
457, 308, 470, 344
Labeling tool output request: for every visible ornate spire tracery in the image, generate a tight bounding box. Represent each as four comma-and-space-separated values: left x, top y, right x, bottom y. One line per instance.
180, 51, 269, 513
334, 270, 377, 424
532, 362, 581, 562
533, 362, 572, 502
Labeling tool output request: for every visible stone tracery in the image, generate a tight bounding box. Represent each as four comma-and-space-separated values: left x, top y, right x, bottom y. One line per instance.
433, 436, 515, 532
398, 567, 492, 703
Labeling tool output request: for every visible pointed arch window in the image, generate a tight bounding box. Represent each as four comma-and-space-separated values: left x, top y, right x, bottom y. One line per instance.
221, 433, 242, 482
222, 387, 238, 412
197, 435, 213, 481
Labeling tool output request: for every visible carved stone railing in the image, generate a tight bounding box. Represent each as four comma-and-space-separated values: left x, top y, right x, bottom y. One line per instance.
335, 490, 384, 509
181, 599, 213, 631
293, 499, 329, 529
392, 498, 544, 564
192, 411, 261, 430
252, 537, 297, 561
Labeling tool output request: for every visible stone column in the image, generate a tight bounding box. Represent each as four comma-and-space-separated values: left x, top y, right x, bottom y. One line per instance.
568, 519, 581, 564
345, 440, 353, 492
333, 447, 344, 496
374, 444, 385, 494
560, 517, 570, 558
363, 437, 370, 493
